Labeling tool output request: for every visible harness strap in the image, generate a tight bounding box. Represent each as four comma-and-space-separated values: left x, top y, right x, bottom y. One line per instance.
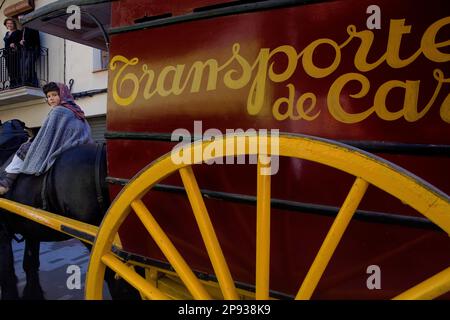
0, 152, 15, 173
94, 143, 105, 214
40, 170, 49, 211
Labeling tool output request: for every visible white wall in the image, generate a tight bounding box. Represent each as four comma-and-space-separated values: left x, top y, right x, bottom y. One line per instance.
0, 99, 50, 127
66, 40, 108, 92
42, 34, 65, 83
65, 39, 108, 117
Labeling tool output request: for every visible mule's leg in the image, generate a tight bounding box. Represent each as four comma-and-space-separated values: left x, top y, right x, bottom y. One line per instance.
0, 224, 19, 300
22, 239, 44, 300
81, 242, 140, 300
103, 267, 142, 300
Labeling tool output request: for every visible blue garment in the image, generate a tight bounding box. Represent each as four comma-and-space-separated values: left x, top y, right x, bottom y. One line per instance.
3, 29, 22, 49
20, 106, 93, 175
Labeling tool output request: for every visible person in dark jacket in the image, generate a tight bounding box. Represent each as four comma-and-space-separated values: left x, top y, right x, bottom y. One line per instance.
19, 25, 41, 87
3, 18, 22, 88
17, 14, 41, 87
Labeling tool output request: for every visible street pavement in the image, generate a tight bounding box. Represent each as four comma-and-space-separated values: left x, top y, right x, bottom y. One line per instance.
12, 238, 111, 300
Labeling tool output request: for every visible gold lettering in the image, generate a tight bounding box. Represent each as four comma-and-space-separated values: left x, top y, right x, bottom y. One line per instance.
422, 16, 450, 62
408, 69, 450, 121
109, 18, 450, 126
272, 84, 295, 121
272, 84, 320, 121
346, 25, 386, 72
140, 64, 157, 100
268, 45, 298, 82
373, 80, 417, 121
223, 43, 252, 89
296, 92, 320, 121
300, 39, 341, 78
386, 19, 421, 68
328, 73, 374, 123
188, 60, 219, 92
247, 49, 270, 115
110, 55, 140, 106
156, 65, 185, 96
247, 45, 298, 115
440, 93, 450, 123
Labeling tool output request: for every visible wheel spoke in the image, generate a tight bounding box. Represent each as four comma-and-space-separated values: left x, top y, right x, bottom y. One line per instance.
131, 199, 212, 299
179, 166, 239, 300
101, 252, 169, 300
256, 158, 271, 300
296, 177, 369, 300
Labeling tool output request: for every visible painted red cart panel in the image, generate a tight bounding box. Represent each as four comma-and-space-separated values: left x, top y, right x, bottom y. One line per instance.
106, 0, 450, 298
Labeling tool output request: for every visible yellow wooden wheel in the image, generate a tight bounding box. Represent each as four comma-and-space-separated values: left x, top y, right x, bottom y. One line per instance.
85, 133, 450, 300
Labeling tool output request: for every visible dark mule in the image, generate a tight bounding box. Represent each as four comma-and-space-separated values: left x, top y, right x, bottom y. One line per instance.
0, 120, 138, 299
0, 119, 28, 299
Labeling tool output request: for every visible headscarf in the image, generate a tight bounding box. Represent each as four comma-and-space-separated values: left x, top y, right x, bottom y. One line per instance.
55, 82, 86, 120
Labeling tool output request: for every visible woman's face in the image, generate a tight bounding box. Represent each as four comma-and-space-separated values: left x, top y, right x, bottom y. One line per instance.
5, 21, 15, 31
46, 91, 61, 107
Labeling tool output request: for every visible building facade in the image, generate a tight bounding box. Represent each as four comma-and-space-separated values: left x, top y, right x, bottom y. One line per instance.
0, 0, 107, 141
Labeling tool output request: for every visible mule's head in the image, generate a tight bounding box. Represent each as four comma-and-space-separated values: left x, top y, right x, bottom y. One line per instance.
0, 119, 29, 166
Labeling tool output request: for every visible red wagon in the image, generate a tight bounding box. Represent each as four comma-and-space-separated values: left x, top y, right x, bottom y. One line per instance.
1, 0, 448, 299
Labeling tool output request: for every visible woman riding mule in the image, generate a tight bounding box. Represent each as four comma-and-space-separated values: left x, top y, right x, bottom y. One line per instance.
0, 82, 93, 195
0, 90, 142, 299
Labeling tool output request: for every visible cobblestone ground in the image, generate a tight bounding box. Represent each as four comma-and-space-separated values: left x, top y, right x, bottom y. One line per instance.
13, 238, 111, 300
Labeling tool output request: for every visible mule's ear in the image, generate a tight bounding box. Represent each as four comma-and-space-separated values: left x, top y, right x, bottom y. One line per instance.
10, 119, 25, 131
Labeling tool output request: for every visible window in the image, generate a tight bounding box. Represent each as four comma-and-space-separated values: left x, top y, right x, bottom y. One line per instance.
93, 49, 109, 72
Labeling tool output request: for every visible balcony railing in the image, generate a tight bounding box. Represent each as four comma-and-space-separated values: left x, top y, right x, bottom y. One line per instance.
0, 47, 48, 91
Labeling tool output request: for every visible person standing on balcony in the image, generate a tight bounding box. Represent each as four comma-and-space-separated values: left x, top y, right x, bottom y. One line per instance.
3, 18, 22, 88
19, 16, 41, 87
